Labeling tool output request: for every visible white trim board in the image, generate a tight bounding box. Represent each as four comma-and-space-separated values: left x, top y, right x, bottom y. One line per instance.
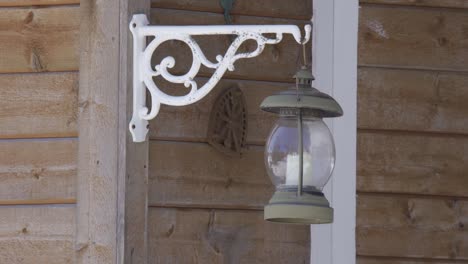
310, 0, 358, 263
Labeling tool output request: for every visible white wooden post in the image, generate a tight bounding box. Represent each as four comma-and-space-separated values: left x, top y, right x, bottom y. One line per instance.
310, 0, 358, 263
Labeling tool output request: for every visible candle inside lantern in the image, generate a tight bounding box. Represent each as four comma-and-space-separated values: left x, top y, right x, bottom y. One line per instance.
285, 152, 313, 186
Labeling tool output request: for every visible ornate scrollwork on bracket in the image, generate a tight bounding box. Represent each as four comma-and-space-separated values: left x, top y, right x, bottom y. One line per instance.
129, 14, 311, 142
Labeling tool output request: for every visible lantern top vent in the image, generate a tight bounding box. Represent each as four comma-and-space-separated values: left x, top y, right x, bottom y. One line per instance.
294, 66, 315, 88
260, 67, 343, 118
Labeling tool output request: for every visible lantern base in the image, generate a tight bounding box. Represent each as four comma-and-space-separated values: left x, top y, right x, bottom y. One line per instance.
264, 186, 333, 224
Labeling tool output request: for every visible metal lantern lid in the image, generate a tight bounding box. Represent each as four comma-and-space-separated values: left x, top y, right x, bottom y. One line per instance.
260, 67, 343, 117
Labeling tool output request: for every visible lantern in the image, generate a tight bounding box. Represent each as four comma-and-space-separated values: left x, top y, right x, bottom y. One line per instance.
261, 67, 343, 224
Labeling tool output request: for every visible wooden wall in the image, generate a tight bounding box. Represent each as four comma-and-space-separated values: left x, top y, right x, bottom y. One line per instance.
0, 1, 311, 262
2, 0, 467, 263
0, 1, 78, 263
147, 1, 312, 263
357, 1, 468, 263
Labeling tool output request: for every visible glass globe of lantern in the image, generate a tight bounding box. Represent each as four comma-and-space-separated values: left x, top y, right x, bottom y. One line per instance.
260, 67, 343, 224
265, 116, 335, 190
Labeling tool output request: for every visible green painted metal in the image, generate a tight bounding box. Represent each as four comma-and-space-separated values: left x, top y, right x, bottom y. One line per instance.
220, 0, 236, 24
294, 67, 315, 81
261, 88, 343, 117
260, 67, 343, 118
264, 186, 333, 224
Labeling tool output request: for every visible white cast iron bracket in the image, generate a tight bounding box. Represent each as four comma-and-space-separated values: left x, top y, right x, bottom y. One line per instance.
129, 14, 311, 142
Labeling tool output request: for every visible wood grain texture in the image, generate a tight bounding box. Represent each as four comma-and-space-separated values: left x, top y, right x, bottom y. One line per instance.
149, 78, 285, 144
0, 199, 76, 205
0, 6, 78, 73
148, 207, 310, 263
117, 1, 151, 264
150, 8, 311, 83
358, 68, 468, 134
357, 131, 468, 197
0, 0, 78, 6
359, 5, 468, 70
360, 0, 468, 9
0, 139, 76, 203
77, 0, 120, 262
0, 205, 74, 237
151, 0, 312, 20
358, 256, 468, 264
358, 2, 468, 262
0, 205, 74, 264
0, 239, 74, 264
150, 129, 468, 207
149, 141, 272, 208
0, 72, 78, 139
77, 0, 150, 263
153, 68, 468, 143
357, 194, 468, 259
0, 7, 308, 79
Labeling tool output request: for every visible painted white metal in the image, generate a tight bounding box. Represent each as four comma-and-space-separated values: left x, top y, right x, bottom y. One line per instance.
129, 14, 312, 142
310, 0, 358, 264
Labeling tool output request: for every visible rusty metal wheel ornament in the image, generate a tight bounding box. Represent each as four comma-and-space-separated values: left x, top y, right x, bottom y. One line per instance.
207, 86, 248, 157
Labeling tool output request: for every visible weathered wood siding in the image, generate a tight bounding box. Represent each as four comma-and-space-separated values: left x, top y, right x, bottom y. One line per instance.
0, 1, 310, 262
3, 0, 465, 263
357, 1, 468, 263
148, 1, 312, 262
0, 1, 78, 263
0, 206, 75, 263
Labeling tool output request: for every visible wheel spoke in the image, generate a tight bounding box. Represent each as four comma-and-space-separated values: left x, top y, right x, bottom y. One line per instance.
232, 130, 240, 152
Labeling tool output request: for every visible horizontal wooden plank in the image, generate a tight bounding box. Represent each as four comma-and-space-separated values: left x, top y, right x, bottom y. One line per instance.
8, 68, 465, 141
151, 0, 311, 20
150, 8, 311, 83
358, 68, 468, 134
359, 5, 468, 71
357, 194, 468, 259
0, 0, 310, 17
357, 131, 468, 197
151, 130, 468, 207
152, 68, 468, 144
0, 139, 76, 203
360, 0, 468, 9
0, 0, 78, 6
358, 256, 468, 264
148, 207, 309, 263
358, 229, 468, 259
0, 239, 74, 264
358, 194, 467, 232
0, 72, 78, 139
0, 6, 78, 73
0, 205, 74, 237
149, 78, 284, 144
0, 205, 74, 263
149, 141, 272, 208
0, 199, 76, 205
0, 7, 308, 77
